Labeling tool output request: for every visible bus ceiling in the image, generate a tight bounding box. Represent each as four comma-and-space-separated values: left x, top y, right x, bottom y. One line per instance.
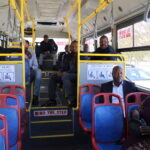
0, 0, 149, 40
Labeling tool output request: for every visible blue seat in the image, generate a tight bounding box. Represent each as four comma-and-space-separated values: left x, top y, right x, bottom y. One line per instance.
79, 84, 101, 132
81, 93, 95, 130
92, 93, 124, 150
0, 114, 9, 150
0, 95, 21, 150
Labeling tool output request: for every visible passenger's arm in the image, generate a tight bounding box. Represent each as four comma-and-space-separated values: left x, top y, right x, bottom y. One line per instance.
32, 52, 39, 69
140, 126, 150, 135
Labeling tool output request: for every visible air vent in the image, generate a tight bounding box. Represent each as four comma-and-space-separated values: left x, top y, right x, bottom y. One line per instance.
37, 22, 57, 25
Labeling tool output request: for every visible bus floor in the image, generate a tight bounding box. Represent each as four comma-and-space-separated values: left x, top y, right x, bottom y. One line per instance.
22, 131, 92, 150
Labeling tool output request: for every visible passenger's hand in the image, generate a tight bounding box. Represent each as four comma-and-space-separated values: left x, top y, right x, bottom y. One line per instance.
57, 72, 63, 77
44, 51, 50, 55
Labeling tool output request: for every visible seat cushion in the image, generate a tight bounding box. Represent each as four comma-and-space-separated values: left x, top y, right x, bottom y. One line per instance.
0, 135, 5, 150
16, 95, 25, 108
97, 143, 122, 150
81, 93, 95, 122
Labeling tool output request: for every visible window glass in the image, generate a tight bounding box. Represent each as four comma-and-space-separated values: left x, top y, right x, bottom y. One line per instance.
118, 25, 133, 48
122, 51, 150, 89
134, 21, 150, 46
85, 39, 94, 52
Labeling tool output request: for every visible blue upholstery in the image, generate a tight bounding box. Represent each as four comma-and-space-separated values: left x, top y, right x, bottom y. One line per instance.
10, 144, 18, 150
81, 93, 95, 122
15, 95, 25, 108
0, 135, 5, 150
0, 108, 18, 147
128, 105, 139, 120
97, 143, 122, 150
95, 106, 124, 143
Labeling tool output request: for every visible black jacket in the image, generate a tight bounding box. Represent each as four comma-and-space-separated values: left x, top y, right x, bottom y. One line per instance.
40, 39, 58, 53
91, 46, 115, 60
100, 80, 137, 99
60, 52, 77, 73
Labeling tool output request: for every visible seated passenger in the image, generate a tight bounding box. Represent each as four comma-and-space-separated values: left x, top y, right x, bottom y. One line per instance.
25, 40, 42, 106
57, 44, 70, 68
39, 34, 58, 69
91, 35, 115, 60
100, 66, 137, 116
80, 44, 90, 60
122, 97, 150, 150
47, 41, 77, 106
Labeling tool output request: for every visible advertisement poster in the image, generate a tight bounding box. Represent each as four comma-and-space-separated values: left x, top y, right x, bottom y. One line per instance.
0, 65, 15, 82
87, 64, 114, 80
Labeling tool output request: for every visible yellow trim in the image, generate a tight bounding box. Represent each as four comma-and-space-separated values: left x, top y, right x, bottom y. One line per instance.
0, 54, 22, 56
31, 106, 68, 109
0, 61, 22, 64
30, 134, 74, 139
32, 18, 36, 52
43, 59, 53, 62
80, 60, 126, 63
31, 120, 72, 124
8, 46, 21, 48
81, 0, 113, 26
42, 78, 49, 80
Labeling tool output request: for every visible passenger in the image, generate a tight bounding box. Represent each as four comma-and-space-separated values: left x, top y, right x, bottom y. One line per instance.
62, 40, 77, 107
57, 44, 70, 69
100, 66, 137, 116
91, 35, 115, 60
122, 97, 150, 150
25, 40, 42, 106
80, 44, 90, 60
39, 34, 58, 69
47, 41, 77, 106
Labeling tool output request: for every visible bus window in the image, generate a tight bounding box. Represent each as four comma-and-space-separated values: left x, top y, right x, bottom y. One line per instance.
122, 51, 150, 89
134, 21, 150, 46
85, 39, 94, 52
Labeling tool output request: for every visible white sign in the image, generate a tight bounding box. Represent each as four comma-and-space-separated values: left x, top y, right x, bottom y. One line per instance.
87, 64, 115, 80
34, 109, 68, 117
0, 65, 15, 82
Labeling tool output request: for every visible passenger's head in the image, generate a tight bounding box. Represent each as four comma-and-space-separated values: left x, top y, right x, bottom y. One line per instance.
112, 66, 123, 86
130, 109, 140, 120
65, 45, 70, 53
83, 44, 89, 52
100, 35, 109, 49
70, 40, 78, 53
43, 34, 49, 42
25, 40, 29, 48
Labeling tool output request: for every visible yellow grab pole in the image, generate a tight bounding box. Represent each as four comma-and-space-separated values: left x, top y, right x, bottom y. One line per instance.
76, 0, 81, 110
81, 0, 113, 26
32, 18, 36, 52
20, 0, 26, 88
67, 0, 78, 19
64, 18, 71, 44
10, 0, 21, 21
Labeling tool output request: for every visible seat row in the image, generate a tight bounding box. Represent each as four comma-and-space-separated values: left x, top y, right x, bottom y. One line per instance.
79, 84, 150, 150
0, 85, 26, 150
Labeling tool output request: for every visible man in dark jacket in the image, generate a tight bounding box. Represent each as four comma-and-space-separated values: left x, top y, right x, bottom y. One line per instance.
47, 41, 77, 106
39, 34, 58, 69
100, 66, 137, 116
91, 35, 115, 60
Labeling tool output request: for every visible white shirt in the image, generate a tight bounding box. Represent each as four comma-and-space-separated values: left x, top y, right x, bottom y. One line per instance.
112, 82, 125, 117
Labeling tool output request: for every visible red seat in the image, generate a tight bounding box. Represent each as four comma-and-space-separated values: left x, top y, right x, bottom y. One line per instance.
92, 93, 124, 150
79, 84, 101, 132
0, 85, 26, 135
0, 94, 22, 150
125, 92, 150, 137
0, 114, 9, 150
